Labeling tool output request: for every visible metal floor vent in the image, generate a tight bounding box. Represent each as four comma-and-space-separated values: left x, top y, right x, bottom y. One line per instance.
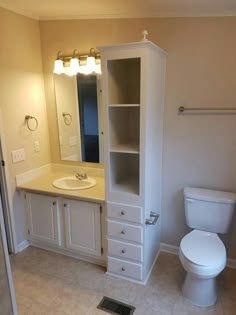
97, 296, 136, 315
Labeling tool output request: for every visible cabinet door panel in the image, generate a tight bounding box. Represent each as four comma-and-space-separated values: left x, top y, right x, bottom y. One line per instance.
64, 199, 101, 256
27, 193, 61, 246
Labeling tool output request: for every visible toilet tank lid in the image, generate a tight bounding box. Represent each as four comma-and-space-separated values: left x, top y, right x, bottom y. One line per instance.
184, 187, 236, 204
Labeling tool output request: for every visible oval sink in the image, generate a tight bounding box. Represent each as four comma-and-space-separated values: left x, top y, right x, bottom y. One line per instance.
52, 176, 96, 190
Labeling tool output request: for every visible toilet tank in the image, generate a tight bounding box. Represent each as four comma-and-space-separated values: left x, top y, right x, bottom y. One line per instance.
184, 187, 236, 234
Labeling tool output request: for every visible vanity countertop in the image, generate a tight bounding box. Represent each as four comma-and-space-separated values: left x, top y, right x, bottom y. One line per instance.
17, 171, 105, 203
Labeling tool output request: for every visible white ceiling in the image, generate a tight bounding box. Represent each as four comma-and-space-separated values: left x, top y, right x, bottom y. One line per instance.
1, 0, 236, 20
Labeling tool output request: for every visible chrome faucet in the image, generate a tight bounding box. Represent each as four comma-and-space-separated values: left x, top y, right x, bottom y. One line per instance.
74, 171, 88, 180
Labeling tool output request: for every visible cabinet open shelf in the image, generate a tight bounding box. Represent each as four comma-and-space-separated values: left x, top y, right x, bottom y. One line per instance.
109, 106, 140, 151
107, 58, 140, 105
109, 152, 139, 195
108, 104, 140, 108
109, 143, 139, 154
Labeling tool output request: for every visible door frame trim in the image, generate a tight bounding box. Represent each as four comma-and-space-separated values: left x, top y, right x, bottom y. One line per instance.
0, 109, 17, 253
0, 198, 17, 314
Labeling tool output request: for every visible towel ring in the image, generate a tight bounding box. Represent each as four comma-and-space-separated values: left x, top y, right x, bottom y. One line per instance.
25, 115, 38, 131
62, 112, 72, 126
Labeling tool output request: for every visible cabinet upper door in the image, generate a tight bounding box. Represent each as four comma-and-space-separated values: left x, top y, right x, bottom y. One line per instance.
64, 199, 101, 257
26, 193, 61, 246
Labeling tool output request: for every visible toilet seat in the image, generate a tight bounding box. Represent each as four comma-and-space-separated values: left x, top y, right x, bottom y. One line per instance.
179, 248, 226, 278
180, 230, 226, 267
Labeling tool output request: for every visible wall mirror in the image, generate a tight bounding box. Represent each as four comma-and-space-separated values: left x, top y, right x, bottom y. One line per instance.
54, 74, 103, 163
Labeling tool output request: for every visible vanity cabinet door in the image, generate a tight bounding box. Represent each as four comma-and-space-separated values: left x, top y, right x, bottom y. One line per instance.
26, 193, 61, 246
64, 199, 101, 257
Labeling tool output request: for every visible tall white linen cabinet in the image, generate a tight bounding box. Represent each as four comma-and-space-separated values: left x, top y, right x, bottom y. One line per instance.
99, 40, 166, 284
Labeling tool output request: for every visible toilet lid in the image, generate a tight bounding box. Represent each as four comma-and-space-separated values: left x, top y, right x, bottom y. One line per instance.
180, 230, 226, 266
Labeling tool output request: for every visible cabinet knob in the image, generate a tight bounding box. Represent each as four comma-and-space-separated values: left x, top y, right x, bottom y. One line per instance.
121, 211, 125, 215
52, 201, 56, 206
64, 203, 68, 207
121, 267, 126, 272
121, 249, 126, 254
121, 230, 126, 235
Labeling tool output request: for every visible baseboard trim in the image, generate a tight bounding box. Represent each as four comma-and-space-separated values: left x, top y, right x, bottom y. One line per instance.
160, 242, 179, 255
143, 248, 161, 284
226, 258, 236, 269
160, 242, 236, 269
17, 240, 30, 252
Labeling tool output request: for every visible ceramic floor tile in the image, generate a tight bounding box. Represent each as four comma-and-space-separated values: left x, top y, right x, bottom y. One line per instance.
134, 285, 179, 315
218, 267, 236, 290
14, 269, 71, 307
172, 295, 224, 315
16, 294, 52, 315
219, 288, 236, 315
38, 252, 89, 282
11, 247, 236, 315
10, 247, 52, 272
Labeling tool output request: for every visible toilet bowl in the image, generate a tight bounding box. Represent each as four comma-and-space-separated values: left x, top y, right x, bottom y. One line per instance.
179, 187, 236, 307
179, 229, 226, 307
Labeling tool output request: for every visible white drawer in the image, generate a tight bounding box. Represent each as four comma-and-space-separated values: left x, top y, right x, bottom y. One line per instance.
108, 257, 142, 281
108, 238, 143, 262
107, 202, 142, 224
107, 219, 143, 244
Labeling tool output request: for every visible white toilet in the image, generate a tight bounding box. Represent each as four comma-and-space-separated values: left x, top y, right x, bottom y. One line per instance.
179, 187, 236, 307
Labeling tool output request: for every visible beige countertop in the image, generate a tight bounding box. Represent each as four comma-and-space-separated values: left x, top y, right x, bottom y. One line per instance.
17, 171, 105, 203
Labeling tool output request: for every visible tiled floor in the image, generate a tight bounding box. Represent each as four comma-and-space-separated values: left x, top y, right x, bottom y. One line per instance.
10, 247, 236, 315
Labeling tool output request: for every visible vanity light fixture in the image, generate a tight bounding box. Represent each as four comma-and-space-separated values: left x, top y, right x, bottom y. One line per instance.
53, 48, 101, 76
86, 48, 96, 73
69, 49, 80, 76
53, 51, 65, 74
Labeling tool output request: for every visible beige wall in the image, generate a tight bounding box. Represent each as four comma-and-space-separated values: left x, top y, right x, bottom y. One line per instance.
0, 8, 51, 245
40, 17, 236, 258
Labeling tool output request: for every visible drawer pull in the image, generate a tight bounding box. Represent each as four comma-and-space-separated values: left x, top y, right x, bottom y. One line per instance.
121, 230, 126, 235
121, 211, 125, 215
121, 267, 126, 271
121, 249, 126, 254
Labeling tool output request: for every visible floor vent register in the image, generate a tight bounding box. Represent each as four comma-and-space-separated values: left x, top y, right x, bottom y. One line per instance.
97, 296, 136, 315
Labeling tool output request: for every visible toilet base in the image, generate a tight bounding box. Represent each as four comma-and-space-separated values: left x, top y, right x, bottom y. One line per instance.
182, 273, 217, 307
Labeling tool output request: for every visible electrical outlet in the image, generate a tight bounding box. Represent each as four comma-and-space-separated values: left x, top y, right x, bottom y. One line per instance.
34, 141, 40, 152
12, 149, 25, 163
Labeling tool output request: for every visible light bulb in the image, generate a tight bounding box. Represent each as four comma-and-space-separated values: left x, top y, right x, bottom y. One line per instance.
86, 56, 96, 74
53, 59, 64, 74
69, 57, 80, 75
